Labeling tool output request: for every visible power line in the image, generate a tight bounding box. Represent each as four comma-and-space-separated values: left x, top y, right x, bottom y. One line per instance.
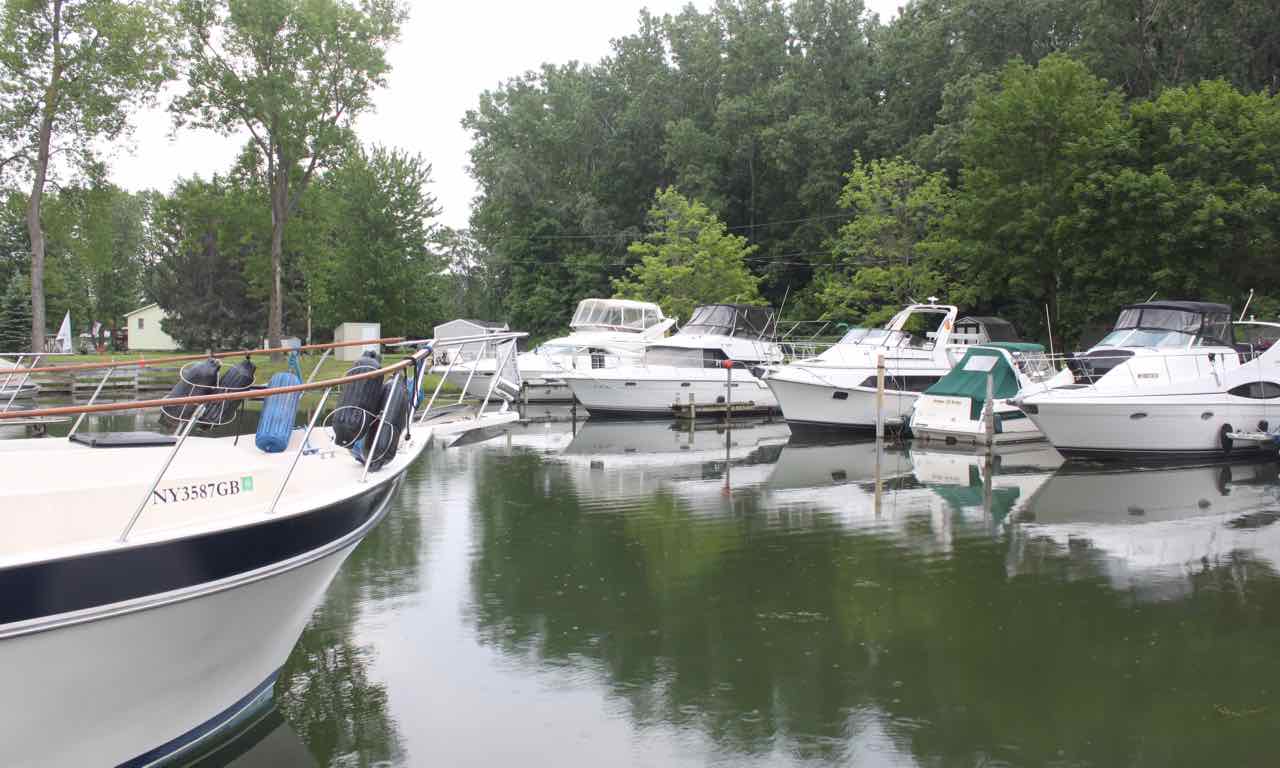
511, 210, 854, 241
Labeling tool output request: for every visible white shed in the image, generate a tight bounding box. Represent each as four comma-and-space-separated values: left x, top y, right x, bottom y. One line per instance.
334, 322, 382, 361
124, 303, 180, 351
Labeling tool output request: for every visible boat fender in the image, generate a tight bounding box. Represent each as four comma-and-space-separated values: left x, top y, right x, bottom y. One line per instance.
1219, 423, 1234, 455
332, 352, 384, 448
255, 372, 303, 453
362, 379, 410, 471
207, 358, 256, 425
161, 357, 220, 426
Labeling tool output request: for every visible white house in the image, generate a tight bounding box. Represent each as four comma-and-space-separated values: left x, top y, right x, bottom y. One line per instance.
124, 303, 180, 351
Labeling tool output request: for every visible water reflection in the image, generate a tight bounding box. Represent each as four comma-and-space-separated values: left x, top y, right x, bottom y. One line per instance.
470, 421, 1280, 766
274, 456, 429, 767
191, 708, 317, 767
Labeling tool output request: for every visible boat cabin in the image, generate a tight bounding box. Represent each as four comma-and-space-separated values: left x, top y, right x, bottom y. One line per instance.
834, 304, 960, 352
643, 304, 777, 367
1071, 301, 1234, 382
569, 299, 667, 333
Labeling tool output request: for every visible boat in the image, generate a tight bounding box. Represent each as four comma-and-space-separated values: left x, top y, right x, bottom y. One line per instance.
910, 342, 1072, 445
0, 332, 486, 766
515, 298, 674, 402
762, 302, 968, 432
1018, 318, 1280, 459
432, 299, 674, 403
560, 304, 782, 417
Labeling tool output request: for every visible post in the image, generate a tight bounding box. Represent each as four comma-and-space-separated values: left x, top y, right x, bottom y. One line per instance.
269, 386, 333, 515
984, 371, 995, 443
120, 407, 203, 543
875, 354, 886, 440
688, 391, 696, 421
724, 360, 733, 423
69, 366, 116, 437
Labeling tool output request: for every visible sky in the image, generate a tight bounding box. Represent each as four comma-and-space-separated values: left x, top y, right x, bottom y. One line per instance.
111, 0, 901, 231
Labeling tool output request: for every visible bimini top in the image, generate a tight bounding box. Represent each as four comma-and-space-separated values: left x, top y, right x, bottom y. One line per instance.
679, 304, 775, 339
1100, 301, 1233, 349
570, 298, 667, 333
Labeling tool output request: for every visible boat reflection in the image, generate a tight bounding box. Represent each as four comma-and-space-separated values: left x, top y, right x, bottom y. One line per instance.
190, 708, 316, 767
1011, 458, 1280, 600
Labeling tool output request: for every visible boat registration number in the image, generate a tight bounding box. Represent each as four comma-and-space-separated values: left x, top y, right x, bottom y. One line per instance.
151, 476, 255, 505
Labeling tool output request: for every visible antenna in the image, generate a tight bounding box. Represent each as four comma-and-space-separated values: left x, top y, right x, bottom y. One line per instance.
1145, 290, 1157, 302
1239, 288, 1255, 322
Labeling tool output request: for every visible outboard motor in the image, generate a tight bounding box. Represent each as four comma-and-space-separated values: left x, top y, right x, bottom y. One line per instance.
332, 350, 384, 448
207, 358, 256, 425
161, 357, 220, 425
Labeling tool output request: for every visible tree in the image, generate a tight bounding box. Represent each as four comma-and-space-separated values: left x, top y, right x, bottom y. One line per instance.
613, 187, 763, 322
0, 269, 29, 352
811, 154, 963, 324
0, 0, 171, 351
147, 175, 266, 350
945, 54, 1123, 345
311, 145, 441, 338
172, 0, 405, 350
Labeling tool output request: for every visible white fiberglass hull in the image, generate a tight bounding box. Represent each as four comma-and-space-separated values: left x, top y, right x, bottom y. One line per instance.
564, 367, 777, 417
1025, 396, 1277, 458
0, 480, 396, 768
765, 374, 917, 431
911, 394, 1044, 446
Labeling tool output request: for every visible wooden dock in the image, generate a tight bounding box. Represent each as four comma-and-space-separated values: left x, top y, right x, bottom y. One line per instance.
671, 400, 775, 420
30, 365, 180, 396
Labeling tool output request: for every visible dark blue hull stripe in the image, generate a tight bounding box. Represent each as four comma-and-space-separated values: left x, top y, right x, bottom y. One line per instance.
0, 480, 393, 626
118, 669, 279, 768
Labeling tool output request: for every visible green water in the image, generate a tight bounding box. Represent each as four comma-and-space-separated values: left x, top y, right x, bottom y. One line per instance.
55, 413, 1279, 767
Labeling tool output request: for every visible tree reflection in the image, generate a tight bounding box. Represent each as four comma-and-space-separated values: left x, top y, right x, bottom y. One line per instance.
468, 447, 1280, 766
276, 463, 426, 767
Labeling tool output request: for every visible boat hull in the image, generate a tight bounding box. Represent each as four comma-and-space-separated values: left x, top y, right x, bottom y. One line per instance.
1025, 397, 1277, 459
0, 476, 399, 768
564, 370, 777, 418
765, 375, 916, 432
910, 394, 1045, 446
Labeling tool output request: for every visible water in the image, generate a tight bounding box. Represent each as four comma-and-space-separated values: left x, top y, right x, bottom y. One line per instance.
10, 408, 1280, 765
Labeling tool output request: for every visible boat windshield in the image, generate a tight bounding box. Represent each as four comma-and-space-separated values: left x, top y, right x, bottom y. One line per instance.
837, 326, 935, 350
570, 300, 663, 332
682, 305, 774, 339
1101, 305, 1232, 348
1012, 350, 1058, 382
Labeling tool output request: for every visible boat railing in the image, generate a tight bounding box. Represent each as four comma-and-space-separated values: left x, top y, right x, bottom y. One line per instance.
3, 333, 527, 545
413, 331, 526, 418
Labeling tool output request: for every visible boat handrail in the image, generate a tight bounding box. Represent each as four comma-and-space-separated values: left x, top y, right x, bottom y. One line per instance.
10, 336, 409, 376
0, 347, 424, 421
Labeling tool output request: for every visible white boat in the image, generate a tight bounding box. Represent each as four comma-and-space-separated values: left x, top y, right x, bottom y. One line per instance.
910, 342, 1072, 445
433, 299, 674, 403
1019, 315, 1280, 460
561, 304, 782, 417
0, 333, 488, 766
763, 302, 967, 432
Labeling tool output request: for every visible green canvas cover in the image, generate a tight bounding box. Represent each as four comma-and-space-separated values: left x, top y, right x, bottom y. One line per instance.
925, 345, 1025, 420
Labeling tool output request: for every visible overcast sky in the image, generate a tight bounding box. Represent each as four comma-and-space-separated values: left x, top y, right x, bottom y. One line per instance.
111, 0, 901, 230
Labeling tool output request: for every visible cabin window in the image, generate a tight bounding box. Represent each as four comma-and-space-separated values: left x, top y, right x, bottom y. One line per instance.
1229, 381, 1280, 399
137, 317, 144, 330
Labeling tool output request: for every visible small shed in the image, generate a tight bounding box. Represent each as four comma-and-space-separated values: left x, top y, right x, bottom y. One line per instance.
124, 303, 180, 351
952, 316, 1020, 346
334, 322, 382, 361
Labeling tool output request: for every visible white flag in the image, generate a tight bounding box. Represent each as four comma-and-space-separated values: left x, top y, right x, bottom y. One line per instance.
55, 311, 71, 353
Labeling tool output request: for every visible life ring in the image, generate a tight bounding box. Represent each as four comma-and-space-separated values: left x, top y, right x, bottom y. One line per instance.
1219, 423, 1234, 455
